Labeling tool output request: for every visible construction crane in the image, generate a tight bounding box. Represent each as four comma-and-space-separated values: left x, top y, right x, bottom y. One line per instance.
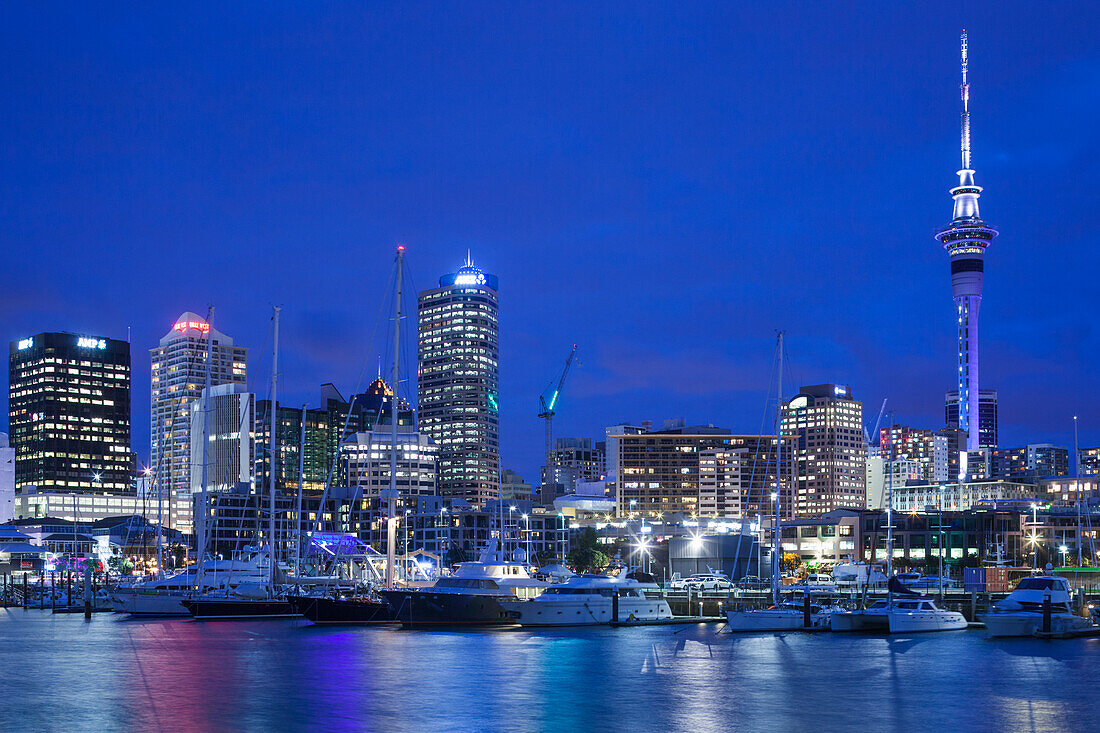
538, 345, 578, 487
863, 398, 888, 456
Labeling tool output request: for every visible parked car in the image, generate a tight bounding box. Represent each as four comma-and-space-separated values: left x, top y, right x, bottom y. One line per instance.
736, 575, 768, 590
681, 574, 732, 592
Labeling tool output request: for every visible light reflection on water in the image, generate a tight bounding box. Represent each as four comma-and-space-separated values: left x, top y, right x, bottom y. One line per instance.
1, 609, 1097, 732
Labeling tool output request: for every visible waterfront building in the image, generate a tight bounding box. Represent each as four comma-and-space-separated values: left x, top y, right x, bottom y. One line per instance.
541, 437, 605, 502
0, 433, 13, 524
889, 479, 1038, 513
858, 508, 1024, 567
612, 421, 793, 519
9, 332, 131, 494
782, 384, 866, 516
189, 384, 253, 494
879, 426, 950, 483
991, 444, 1070, 482
151, 313, 247, 503
668, 533, 761, 582
340, 428, 438, 499
775, 510, 862, 567
11, 489, 192, 531
1081, 447, 1100, 477
935, 32, 999, 453
417, 257, 500, 505
1037, 476, 1100, 506
945, 389, 999, 450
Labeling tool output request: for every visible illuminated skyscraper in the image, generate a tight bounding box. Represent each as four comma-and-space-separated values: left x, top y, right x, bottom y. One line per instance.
934, 31, 998, 452
417, 257, 500, 505
150, 313, 247, 502
8, 332, 131, 493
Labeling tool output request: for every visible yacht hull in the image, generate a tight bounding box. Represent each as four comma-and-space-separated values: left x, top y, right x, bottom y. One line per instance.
116, 591, 191, 617
183, 598, 299, 620
830, 611, 889, 632
381, 590, 515, 627
725, 609, 828, 632
979, 612, 1091, 638
288, 595, 396, 625
887, 610, 968, 633
501, 598, 673, 627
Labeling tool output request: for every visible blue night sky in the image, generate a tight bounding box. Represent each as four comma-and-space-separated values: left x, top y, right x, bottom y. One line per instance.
2, 2, 1098, 481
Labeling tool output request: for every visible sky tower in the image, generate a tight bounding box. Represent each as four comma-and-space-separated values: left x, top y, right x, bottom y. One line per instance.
935, 31, 998, 453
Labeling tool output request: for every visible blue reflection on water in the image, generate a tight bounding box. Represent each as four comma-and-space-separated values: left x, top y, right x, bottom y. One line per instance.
2, 610, 1098, 732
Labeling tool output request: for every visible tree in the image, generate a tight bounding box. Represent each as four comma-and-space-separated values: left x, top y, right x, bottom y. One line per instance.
567, 527, 610, 573
780, 553, 801, 573
107, 555, 133, 576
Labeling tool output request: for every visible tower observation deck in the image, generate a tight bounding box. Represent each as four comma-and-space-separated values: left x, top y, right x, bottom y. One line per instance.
934, 31, 998, 453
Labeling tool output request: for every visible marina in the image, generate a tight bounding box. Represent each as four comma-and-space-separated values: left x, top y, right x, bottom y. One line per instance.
2, 609, 1099, 731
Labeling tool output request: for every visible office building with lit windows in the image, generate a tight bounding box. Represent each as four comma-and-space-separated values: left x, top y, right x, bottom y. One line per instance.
417, 258, 500, 505
151, 313, 247, 504
340, 428, 438, 499
783, 384, 866, 516
254, 378, 415, 495
8, 332, 131, 494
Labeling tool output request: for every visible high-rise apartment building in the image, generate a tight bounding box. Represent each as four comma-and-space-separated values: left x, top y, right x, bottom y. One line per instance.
783, 384, 866, 516
991, 444, 1069, 482
612, 422, 794, 519
945, 389, 998, 450
417, 258, 500, 505
541, 437, 606, 501
1081, 448, 1100, 477
151, 313, 247, 501
9, 333, 131, 493
879, 426, 950, 483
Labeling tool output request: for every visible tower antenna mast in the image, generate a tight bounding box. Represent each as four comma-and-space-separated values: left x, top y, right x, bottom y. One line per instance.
960, 30, 971, 171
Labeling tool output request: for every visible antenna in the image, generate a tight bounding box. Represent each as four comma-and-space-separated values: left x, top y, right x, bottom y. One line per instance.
960, 30, 970, 171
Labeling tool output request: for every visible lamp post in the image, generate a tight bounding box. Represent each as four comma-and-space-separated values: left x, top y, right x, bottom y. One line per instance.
439, 506, 448, 571
509, 505, 517, 557
522, 513, 530, 566
556, 512, 565, 561
1032, 503, 1039, 569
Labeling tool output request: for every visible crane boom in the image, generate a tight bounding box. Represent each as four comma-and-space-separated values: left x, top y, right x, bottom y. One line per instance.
865, 398, 888, 453
539, 345, 578, 497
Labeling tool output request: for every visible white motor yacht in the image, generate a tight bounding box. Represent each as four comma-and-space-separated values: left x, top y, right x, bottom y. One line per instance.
887, 598, 967, 633
979, 575, 1092, 638
726, 599, 834, 632
500, 574, 672, 626
113, 554, 268, 617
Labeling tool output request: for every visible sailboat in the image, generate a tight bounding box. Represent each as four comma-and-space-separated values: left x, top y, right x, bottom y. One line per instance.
726, 334, 833, 632
184, 306, 299, 620
290, 247, 410, 625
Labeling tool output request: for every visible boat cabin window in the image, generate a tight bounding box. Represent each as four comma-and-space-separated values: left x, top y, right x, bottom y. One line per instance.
1017, 578, 1063, 592
896, 601, 919, 610
920, 602, 935, 611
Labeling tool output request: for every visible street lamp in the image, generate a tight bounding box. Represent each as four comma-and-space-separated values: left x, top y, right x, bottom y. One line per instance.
1031, 503, 1039, 569
522, 513, 530, 566
509, 505, 517, 555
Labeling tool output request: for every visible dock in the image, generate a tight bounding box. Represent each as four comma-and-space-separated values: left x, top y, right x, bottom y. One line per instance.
609, 616, 724, 627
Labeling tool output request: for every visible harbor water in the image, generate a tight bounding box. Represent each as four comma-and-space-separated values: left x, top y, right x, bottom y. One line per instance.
2, 610, 1098, 731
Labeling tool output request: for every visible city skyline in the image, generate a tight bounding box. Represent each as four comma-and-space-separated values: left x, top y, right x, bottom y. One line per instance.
1, 5, 1098, 484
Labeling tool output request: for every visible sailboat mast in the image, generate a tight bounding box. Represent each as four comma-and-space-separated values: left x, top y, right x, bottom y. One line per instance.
773, 332, 783, 608
196, 305, 215, 592
887, 412, 894, 606
296, 403, 306, 584
386, 246, 404, 590
268, 307, 281, 592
